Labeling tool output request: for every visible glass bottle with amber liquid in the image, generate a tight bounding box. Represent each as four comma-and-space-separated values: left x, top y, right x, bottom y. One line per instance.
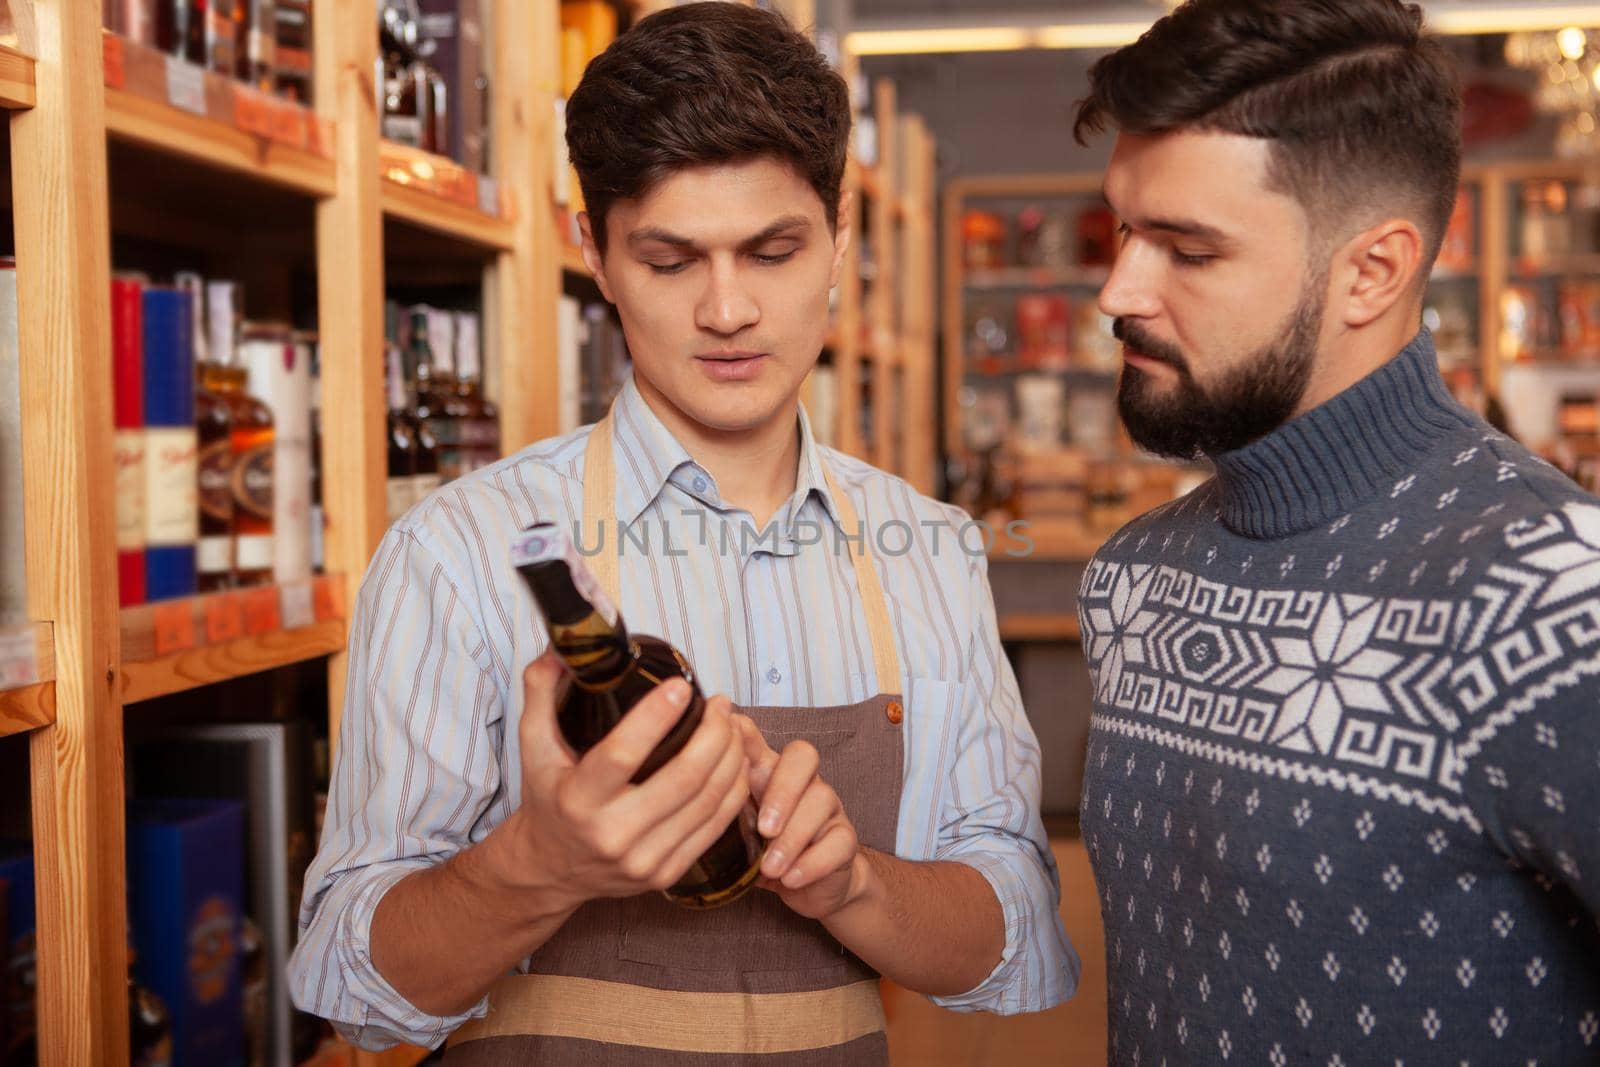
195, 358, 235, 592
512, 522, 764, 910
454, 311, 499, 474
205, 327, 276, 585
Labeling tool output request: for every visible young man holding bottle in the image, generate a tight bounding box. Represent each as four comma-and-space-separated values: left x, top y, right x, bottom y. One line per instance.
288, 4, 1076, 1060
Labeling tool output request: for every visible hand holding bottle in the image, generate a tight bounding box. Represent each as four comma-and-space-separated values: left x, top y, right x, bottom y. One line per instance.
499, 652, 754, 909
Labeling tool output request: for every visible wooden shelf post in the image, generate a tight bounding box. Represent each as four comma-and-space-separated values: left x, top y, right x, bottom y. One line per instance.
13, 1, 129, 1061
489, 0, 561, 451
314, 0, 386, 748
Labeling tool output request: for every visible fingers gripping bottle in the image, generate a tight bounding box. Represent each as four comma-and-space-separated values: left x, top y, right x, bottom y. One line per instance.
512, 522, 764, 909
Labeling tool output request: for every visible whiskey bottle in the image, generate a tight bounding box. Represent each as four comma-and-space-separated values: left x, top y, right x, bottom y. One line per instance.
453, 311, 499, 473
209, 325, 277, 586
512, 522, 764, 910
195, 358, 235, 593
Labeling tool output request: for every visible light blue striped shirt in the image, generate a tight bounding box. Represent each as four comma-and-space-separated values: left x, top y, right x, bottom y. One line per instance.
288, 375, 1079, 1049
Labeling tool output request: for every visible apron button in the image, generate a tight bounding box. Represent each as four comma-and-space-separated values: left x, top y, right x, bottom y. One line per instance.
885, 700, 903, 725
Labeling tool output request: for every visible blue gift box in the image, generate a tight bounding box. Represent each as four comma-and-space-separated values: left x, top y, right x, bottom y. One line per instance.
128, 798, 246, 1067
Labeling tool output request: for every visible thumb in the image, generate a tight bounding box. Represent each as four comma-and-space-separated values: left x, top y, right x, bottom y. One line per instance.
519, 651, 575, 771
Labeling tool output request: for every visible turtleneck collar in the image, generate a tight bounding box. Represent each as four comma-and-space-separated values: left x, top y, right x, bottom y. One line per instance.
1209, 330, 1482, 540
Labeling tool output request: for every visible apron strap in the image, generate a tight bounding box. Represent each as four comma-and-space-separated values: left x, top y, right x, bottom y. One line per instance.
580, 405, 902, 696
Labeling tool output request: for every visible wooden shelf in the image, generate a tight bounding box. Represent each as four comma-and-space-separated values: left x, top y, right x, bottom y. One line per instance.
998, 612, 1082, 642
0, 623, 54, 734
120, 577, 347, 705
990, 520, 1107, 562
858, 160, 884, 202
0, 42, 35, 110
965, 266, 1111, 290
0, 622, 55, 736
380, 141, 513, 251
102, 34, 335, 197
1430, 262, 1479, 280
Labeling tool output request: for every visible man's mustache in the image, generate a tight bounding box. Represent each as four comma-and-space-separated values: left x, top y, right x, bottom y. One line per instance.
1112, 318, 1187, 371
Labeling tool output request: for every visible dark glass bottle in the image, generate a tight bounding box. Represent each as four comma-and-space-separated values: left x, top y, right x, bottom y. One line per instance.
513, 523, 764, 910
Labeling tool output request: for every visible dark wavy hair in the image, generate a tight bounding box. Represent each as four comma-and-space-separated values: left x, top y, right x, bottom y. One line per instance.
566, 2, 851, 253
1075, 0, 1461, 264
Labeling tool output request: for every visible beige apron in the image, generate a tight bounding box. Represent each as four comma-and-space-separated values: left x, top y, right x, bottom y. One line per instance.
444, 409, 907, 1064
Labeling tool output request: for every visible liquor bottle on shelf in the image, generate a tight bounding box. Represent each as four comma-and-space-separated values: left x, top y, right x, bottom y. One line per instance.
385, 338, 417, 523
417, 307, 464, 481
408, 375, 443, 506
243, 324, 311, 584
235, 0, 276, 93
203, 0, 239, 77
273, 0, 313, 103
195, 350, 236, 594
128, 944, 174, 1067
512, 523, 764, 909
379, 0, 426, 148
308, 337, 324, 572
454, 310, 499, 473
157, 0, 205, 66
203, 324, 276, 587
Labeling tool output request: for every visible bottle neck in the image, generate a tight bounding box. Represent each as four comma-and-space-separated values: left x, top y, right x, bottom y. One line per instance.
518, 559, 634, 688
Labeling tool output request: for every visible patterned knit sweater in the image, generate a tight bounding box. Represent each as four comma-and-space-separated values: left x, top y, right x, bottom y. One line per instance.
1078, 332, 1600, 1067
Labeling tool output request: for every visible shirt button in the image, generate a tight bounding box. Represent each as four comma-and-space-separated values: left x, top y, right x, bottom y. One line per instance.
693, 476, 708, 493
886, 700, 904, 725
766, 667, 782, 684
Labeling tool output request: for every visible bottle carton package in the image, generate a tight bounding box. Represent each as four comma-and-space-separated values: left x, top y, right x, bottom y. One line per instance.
127, 798, 246, 1067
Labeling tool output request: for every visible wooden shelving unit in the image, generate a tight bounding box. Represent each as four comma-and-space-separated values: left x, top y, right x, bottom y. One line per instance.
3, 1, 926, 1060
4, 0, 560, 1061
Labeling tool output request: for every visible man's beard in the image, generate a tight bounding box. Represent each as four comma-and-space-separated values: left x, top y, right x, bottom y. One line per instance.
1114, 286, 1324, 460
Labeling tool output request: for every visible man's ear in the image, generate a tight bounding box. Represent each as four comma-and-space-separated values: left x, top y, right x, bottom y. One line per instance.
578, 212, 617, 304
828, 191, 854, 291
1333, 217, 1424, 329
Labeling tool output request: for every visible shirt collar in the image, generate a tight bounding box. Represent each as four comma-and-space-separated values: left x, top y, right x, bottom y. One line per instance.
606, 373, 843, 533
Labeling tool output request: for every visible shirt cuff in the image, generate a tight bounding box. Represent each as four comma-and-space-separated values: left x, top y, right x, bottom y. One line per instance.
326, 861, 492, 1050
928, 847, 1080, 1014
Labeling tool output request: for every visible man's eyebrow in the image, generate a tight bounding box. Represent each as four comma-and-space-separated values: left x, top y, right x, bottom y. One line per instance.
625, 215, 813, 252
1102, 189, 1233, 246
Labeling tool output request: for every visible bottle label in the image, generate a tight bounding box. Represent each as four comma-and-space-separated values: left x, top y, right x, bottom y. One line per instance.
145, 427, 198, 548
197, 535, 233, 575
232, 443, 274, 521
114, 429, 147, 552
235, 532, 274, 572
198, 439, 235, 522
510, 524, 618, 626
383, 114, 424, 147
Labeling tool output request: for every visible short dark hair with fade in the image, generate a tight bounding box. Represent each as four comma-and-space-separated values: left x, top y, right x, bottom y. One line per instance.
1074, 0, 1461, 267
566, 1, 852, 253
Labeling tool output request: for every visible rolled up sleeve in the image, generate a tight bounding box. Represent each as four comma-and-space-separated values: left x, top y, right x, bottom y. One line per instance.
927, 553, 1080, 1014
287, 524, 507, 1050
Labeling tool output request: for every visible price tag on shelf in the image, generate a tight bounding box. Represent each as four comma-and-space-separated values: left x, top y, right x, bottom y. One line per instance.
312, 576, 344, 622
152, 600, 198, 657
103, 34, 127, 91
241, 585, 281, 636
0, 628, 40, 689
266, 99, 306, 149
279, 581, 314, 630
233, 86, 271, 138
164, 56, 207, 116
203, 592, 245, 645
